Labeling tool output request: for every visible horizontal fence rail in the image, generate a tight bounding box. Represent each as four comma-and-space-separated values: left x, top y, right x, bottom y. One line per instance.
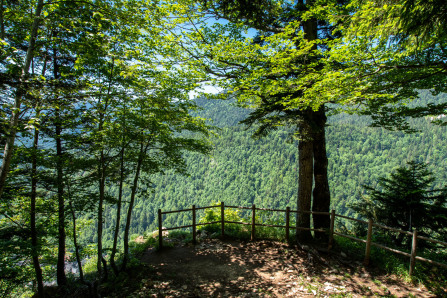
158, 203, 447, 276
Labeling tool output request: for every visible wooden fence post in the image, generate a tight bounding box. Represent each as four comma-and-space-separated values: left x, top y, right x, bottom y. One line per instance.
192, 205, 196, 245
286, 207, 290, 243
158, 209, 163, 249
328, 209, 335, 251
221, 202, 225, 236
364, 218, 373, 265
409, 229, 418, 276
251, 204, 256, 241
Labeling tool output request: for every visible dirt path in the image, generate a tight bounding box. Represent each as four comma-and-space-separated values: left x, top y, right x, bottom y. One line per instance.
132, 238, 438, 297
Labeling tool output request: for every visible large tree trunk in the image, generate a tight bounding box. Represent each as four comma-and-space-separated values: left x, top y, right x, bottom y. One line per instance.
295, 3, 318, 242
312, 105, 331, 240
296, 111, 314, 242
0, 0, 44, 199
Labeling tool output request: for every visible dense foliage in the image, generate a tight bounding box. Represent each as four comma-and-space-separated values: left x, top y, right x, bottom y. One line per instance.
0, 1, 211, 296
1, 0, 447, 296
80, 92, 447, 246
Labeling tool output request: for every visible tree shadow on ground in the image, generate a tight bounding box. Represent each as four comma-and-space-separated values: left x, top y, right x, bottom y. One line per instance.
134, 238, 441, 297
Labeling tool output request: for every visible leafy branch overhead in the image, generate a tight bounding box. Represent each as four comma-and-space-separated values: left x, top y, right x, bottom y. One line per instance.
183, 1, 447, 131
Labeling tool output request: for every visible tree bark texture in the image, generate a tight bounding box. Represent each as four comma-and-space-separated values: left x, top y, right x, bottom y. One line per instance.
296, 110, 314, 242
312, 105, 331, 239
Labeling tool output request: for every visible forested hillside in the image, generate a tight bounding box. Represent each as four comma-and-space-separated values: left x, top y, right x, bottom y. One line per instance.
2, 1, 447, 296
85, 92, 447, 246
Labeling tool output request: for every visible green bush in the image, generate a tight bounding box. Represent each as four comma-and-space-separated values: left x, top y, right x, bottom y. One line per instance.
197, 201, 250, 238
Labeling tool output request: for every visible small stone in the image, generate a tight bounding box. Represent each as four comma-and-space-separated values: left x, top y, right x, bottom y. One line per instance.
329, 269, 338, 274
182, 285, 187, 290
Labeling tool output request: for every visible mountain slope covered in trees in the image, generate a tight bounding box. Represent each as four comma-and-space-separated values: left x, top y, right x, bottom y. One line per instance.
81, 91, 447, 246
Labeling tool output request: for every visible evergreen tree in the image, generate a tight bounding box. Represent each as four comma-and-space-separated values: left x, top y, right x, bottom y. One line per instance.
354, 161, 447, 245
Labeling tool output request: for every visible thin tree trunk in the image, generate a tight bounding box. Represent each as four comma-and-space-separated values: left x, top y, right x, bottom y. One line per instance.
312, 105, 331, 240
96, 58, 114, 277
110, 144, 125, 275
296, 111, 314, 242
0, 0, 5, 40
30, 110, 43, 297
121, 141, 145, 271
52, 38, 67, 286
0, 0, 44, 199
69, 200, 85, 283
30, 55, 48, 298
55, 107, 67, 285
101, 257, 108, 281
97, 151, 105, 276
69, 189, 93, 292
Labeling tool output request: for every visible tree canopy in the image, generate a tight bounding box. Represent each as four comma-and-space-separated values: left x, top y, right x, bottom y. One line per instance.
0, 1, 212, 296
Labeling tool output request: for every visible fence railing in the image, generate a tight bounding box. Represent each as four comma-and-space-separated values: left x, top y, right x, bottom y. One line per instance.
158, 202, 447, 275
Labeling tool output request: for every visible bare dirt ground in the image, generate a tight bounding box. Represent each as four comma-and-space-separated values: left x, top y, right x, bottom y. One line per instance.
126, 238, 442, 297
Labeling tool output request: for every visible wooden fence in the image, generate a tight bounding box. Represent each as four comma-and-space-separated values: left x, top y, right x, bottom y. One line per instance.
158, 202, 447, 275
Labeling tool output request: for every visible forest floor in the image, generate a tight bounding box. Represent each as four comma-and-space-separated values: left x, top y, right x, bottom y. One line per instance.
112, 237, 443, 297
